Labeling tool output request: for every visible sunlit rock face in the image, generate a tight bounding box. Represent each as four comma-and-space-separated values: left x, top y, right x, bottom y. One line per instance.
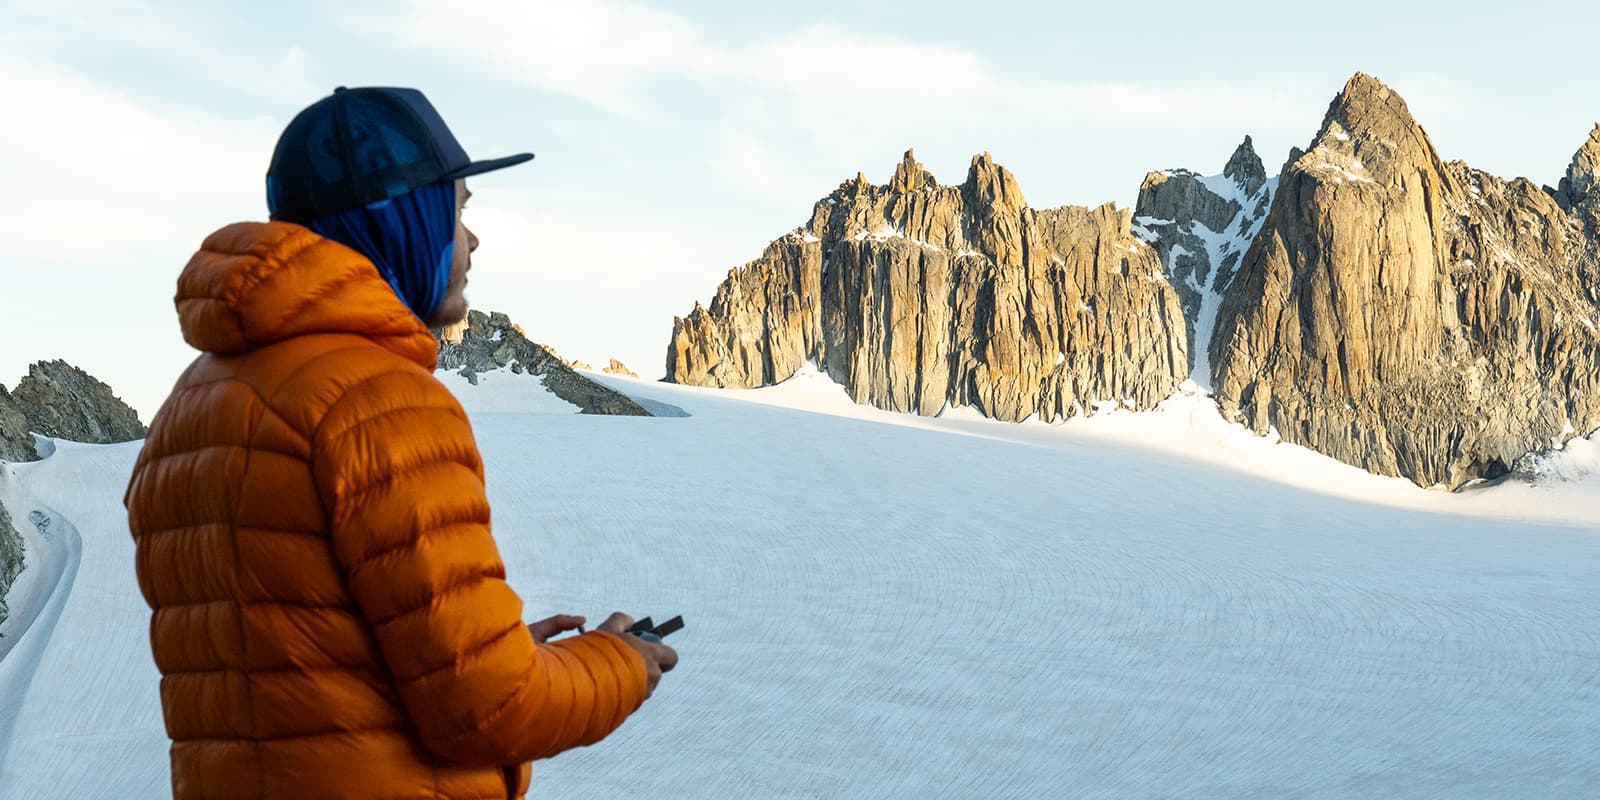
1210, 73, 1600, 488
668, 150, 1188, 423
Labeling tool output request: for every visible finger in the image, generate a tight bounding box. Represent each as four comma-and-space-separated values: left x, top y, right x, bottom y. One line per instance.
597, 612, 634, 634
528, 614, 582, 632
544, 614, 586, 630
527, 614, 588, 642
654, 643, 679, 673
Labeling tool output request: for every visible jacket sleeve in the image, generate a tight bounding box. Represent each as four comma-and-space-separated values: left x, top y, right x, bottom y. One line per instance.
311, 366, 649, 766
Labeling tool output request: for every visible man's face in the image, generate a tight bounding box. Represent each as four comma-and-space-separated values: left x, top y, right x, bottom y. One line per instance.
426, 178, 477, 329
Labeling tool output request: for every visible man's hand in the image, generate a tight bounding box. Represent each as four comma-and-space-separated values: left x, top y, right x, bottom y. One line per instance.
598, 612, 679, 697
526, 614, 586, 644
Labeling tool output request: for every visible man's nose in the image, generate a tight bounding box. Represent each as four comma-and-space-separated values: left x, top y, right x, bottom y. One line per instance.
466, 225, 480, 253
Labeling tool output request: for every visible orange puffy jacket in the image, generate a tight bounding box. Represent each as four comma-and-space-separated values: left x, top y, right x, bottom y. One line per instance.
125, 222, 648, 799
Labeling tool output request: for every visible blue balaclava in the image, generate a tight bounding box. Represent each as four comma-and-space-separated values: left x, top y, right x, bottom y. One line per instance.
264, 87, 527, 321
302, 181, 458, 322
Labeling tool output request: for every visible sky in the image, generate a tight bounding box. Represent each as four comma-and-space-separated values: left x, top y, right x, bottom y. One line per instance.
3, 0, 1598, 418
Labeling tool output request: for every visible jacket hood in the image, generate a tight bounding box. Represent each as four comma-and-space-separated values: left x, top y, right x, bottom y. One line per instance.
176, 221, 438, 369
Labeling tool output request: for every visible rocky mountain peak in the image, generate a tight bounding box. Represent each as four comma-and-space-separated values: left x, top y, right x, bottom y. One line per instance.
1211, 74, 1600, 488
1307, 72, 1446, 186
964, 151, 1026, 213
1326, 72, 1417, 136
1560, 123, 1600, 203
890, 148, 938, 194
1223, 135, 1267, 197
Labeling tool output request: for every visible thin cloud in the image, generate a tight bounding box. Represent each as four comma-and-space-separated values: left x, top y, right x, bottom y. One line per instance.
745, 24, 1000, 101
346, 1, 1324, 205
354, 0, 1312, 132
346, 0, 734, 119
714, 121, 829, 205
4, 0, 320, 104
0, 58, 274, 264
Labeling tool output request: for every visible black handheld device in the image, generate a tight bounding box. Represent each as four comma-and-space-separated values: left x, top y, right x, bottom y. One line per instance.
627, 615, 684, 644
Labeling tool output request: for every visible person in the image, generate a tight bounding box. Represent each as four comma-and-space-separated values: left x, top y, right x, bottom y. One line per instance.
124, 86, 677, 799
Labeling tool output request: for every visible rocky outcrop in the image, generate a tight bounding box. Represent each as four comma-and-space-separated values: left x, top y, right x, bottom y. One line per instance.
668, 149, 1189, 422
0, 361, 146, 461
603, 359, 639, 379
10, 360, 146, 445
1210, 73, 1600, 488
1134, 136, 1277, 383
0, 387, 34, 463
438, 311, 652, 416
0, 499, 21, 629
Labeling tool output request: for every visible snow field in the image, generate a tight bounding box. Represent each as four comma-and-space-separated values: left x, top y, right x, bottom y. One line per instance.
0, 368, 1595, 798
0, 441, 165, 797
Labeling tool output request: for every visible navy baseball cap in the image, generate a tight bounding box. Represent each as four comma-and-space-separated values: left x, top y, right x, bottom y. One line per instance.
266, 86, 533, 222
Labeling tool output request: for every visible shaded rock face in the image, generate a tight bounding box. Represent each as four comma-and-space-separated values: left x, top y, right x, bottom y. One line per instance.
3, 361, 145, 453
0, 499, 21, 629
1555, 125, 1600, 308
668, 149, 1189, 422
1134, 136, 1277, 383
437, 311, 652, 417
1211, 73, 1600, 488
0, 387, 35, 463
603, 359, 639, 379
1557, 124, 1600, 209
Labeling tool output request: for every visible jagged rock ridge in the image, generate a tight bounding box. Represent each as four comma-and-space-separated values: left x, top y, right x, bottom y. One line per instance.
666, 73, 1599, 488
668, 150, 1189, 422
438, 311, 652, 417
1210, 73, 1600, 488
1133, 136, 1277, 384
0, 361, 146, 463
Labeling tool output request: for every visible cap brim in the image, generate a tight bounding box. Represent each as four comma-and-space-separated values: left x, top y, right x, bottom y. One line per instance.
444, 152, 535, 180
